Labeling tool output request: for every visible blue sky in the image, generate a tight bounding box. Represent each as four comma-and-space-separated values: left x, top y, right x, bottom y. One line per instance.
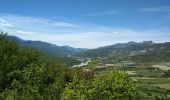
0, 0, 170, 48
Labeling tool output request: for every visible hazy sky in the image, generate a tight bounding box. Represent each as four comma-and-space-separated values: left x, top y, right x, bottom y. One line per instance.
0, 0, 170, 48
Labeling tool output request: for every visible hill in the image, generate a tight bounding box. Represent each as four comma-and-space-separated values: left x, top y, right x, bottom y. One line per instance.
8, 36, 88, 56
7, 35, 170, 63
79, 41, 170, 58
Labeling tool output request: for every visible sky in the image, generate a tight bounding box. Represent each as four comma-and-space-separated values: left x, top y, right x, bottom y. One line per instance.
0, 0, 170, 48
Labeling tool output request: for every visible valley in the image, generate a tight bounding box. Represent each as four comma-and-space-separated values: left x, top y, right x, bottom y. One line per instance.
1, 0, 170, 99
70, 42, 170, 99
1, 33, 170, 99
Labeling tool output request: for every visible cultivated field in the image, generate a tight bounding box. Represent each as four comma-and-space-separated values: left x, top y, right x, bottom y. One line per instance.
153, 65, 170, 70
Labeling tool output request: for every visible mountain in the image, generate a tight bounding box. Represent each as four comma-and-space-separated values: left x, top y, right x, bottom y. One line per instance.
79, 41, 170, 58
8, 36, 88, 56
8, 35, 170, 62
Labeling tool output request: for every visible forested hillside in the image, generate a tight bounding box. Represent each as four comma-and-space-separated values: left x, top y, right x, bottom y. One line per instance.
0, 32, 138, 99
79, 41, 170, 63
8, 36, 88, 57
7, 35, 170, 64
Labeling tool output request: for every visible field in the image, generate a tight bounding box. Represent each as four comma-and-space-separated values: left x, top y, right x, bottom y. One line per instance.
152, 84, 170, 90
93, 61, 170, 99
153, 65, 170, 70
126, 62, 170, 99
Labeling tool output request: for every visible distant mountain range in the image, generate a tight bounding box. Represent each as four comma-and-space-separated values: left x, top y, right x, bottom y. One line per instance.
79, 41, 170, 57
8, 36, 170, 58
8, 36, 88, 56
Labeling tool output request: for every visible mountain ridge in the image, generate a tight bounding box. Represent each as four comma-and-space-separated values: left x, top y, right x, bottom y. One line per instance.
8, 35, 88, 56
8, 35, 170, 58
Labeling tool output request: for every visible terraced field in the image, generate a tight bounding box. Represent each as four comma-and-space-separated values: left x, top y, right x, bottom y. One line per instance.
126, 62, 170, 99
92, 61, 170, 99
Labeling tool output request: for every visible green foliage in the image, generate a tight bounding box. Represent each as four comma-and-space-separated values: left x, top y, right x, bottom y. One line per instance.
0, 32, 138, 100
61, 70, 137, 100
163, 70, 170, 77
90, 71, 136, 100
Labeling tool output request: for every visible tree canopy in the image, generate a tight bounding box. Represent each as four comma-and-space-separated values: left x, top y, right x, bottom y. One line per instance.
0, 32, 138, 100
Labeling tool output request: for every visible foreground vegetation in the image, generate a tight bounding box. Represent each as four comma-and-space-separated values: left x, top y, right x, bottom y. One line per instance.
0, 32, 138, 99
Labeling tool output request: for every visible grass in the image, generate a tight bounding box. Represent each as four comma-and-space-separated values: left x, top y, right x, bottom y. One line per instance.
136, 78, 170, 84
153, 84, 170, 90
135, 70, 164, 78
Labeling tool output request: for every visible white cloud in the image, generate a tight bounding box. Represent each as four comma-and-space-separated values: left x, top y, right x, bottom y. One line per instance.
140, 6, 170, 12
84, 11, 118, 16
13, 30, 170, 48
53, 22, 78, 27
17, 30, 35, 35
0, 14, 78, 29
112, 31, 120, 34
0, 14, 170, 48
0, 18, 13, 30
13, 32, 114, 48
